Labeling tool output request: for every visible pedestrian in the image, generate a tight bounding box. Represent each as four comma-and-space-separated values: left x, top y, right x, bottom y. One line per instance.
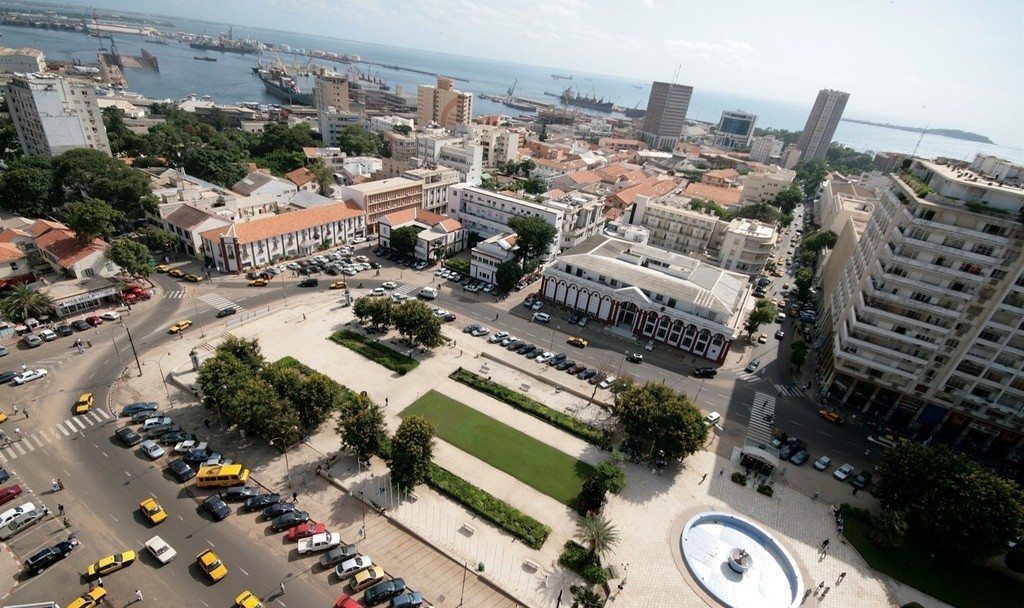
821, 538, 830, 550
719, 469, 723, 475
204, 418, 211, 429
16, 428, 24, 439
11, 405, 17, 415
96, 576, 103, 588
20, 364, 26, 372
279, 582, 285, 594
385, 397, 389, 407
811, 491, 819, 501
291, 491, 298, 502
494, 313, 499, 321
836, 572, 846, 585
802, 588, 813, 603
700, 473, 708, 484
23, 407, 27, 418
302, 313, 307, 321
57, 479, 64, 490
51, 479, 59, 492
42, 505, 49, 516
135, 589, 143, 602
852, 487, 859, 496
819, 586, 830, 600
62, 516, 71, 528
58, 503, 64, 515
817, 582, 824, 594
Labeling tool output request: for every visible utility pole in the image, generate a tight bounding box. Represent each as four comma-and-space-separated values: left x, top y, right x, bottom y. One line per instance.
123, 323, 143, 376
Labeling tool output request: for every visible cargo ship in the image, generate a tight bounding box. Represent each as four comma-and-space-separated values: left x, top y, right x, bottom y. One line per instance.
193, 56, 218, 62
189, 27, 259, 55
257, 66, 313, 106
551, 73, 573, 80
559, 87, 613, 112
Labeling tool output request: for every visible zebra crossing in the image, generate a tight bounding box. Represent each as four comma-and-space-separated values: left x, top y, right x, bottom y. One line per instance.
774, 383, 803, 398
163, 290, 187, 299
392, 283, 419, 297
0, 408, 112, 463
745, 391, 776, 444
198, 292, 245, 313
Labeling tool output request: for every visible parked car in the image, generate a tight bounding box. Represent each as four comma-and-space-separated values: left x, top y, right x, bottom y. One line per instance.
202, 495, 231, 521
789, 450, 810, 465
216, 307, 238, 318
271, 510, 310, 532
335, 555, 373, 579
115, 427, 143, 447
390, 592, 424, 608
363, 578, 407, 606
693, 367, 718, 378
832, 463, 855, 481
744, 359, 761, 373
223, 486, 260, 502
139, 440, 165, 460
243, 493, 281, 512
851, 471, 873, 490
319, 544, 358, 568
532, 312, 550, 324
22, 334, 42, 348
167, 459, 196, 483
25, 540, 78, 575
38, 329, 58, 341
626, 353, 644, 364
566, 336, 588, 348
120, 402, 159, 417
813, 456, 832, 471
298, 278, 319, 288
0, 484, 23, 507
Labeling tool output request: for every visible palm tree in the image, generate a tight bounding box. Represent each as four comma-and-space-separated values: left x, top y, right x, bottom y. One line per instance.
575, 514, 619, 560
309, 159, 335, 197
0, 284, 55, 322
570, 585, 603, 608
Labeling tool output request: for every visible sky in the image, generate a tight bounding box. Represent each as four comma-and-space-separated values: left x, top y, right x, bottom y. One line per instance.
77, 0, 1024, 143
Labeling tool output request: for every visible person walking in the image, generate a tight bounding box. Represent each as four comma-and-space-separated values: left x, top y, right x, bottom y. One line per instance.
57, 479, 64, 490
135, 589, 143, 602
836, 572, 846, 585
58, 504, 64, 515
62, 516, 71, 528
819, 586, 830, 600
11, 405, 17, 416
700, 473, 708, 484
96, 576, 103, 588
51, 479, 59, 492
816, 582, 824, 594
20, 364, 26, 372
22, 407, 27, 418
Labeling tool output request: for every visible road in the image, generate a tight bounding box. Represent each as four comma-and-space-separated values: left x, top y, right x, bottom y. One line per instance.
0, 214, 879, 605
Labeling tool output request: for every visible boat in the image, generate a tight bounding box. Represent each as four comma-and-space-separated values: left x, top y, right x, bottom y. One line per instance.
194, 56, 218, 62
139, 48, 159, 70
257, 66, 313, 106
189, 26, 259, 55
624, 101, 646, 118
559, 87, 613, 112
551, 73, 572, 80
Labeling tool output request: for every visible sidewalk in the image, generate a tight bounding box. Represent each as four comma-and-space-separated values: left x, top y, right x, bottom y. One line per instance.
137, 292, 903, 608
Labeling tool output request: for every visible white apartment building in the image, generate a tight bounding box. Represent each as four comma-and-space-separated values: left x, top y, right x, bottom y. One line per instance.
401, 167, 459, 214
437, 141, 483, 186
472, 125, 520, 168
741, 166, 797, 205
470, 233, 518, 283
821, 158, 1024, 461
0, 47, 46, 73
368, 115, 414, 135
716, 218, 778, 275
544, 191, 607, 251
318, 111, 363, 148
4, 73, 111, 157
448, 184, 563, 257
817, 178, 881, 236
377, 207, 465, 262
540, 236, 752, 363
970, 154, 1023, 184
748, 135, 784, 163
158, 204, 233, 259
417, 77, 473, 130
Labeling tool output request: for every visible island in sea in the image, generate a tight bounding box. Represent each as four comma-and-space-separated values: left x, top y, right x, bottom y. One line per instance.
841, 118, 994, 144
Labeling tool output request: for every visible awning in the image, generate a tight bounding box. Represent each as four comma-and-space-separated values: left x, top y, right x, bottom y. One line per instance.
740, 446, 779, 468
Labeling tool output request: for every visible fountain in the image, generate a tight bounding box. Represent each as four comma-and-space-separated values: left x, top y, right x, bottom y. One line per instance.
727, 548, 753, 574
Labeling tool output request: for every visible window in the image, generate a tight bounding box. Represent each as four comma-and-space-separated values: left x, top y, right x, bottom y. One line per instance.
991, 269, 1007, 280
8, 262, 16, 270
959, 263, 982, 275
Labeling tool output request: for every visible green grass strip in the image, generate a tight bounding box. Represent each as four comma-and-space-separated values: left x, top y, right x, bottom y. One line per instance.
329, 330, 419, 375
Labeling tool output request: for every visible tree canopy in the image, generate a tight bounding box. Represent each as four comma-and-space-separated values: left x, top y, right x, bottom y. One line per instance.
107, 239, 154, 277
507, 215, 557, 269
390, 225, 424, 255
795, 159, 829, 197
65, 199, 121, 245
0, 284, 54, 322
789, 340, 809, 371
0, 156, 54, 217
388, 415, 436, 491
392, 300, 446, 348
744, 299, 778, 339
51, 148, 152, 218
335, 125, 384, 156
336, 392, 388, 462
614, 381, 708, 460
495, 260, 524, 293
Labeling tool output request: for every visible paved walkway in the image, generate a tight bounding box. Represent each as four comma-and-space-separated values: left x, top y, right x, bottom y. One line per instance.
148, 291, 902, 608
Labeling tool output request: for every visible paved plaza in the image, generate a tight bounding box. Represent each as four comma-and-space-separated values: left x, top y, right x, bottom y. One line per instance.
141, 290, 901, 608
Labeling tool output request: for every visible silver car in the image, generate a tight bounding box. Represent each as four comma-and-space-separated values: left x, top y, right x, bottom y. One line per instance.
140, 440, 166, 460
335, 555, 373, 579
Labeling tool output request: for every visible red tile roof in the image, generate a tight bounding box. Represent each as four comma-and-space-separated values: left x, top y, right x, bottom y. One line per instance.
35, 228, 108, 267
285, 167, 317, 187
0, 242, 25, 262
685, 182, 743, 206
0, 227, 30, 243
201, 202, 364, 246
30, 219, 67, 238
608, 176, 681, 207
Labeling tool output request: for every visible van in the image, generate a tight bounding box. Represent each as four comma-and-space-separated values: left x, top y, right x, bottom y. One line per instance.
196, 464, 251, 489
776, 312, 786, 323
0, 501, 41, 540
418, 287, 438, 300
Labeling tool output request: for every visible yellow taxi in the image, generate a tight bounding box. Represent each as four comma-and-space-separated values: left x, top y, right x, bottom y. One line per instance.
168, 320, 193, 334
330, 280, 348, 290
167, 269, 185, 278
235, 590, 265, 608
73, 392, 94, 415
87, 550, 137, 577
67, 587, 107, 608
350, 566, 385, 592
567, 336, 588, 348
248, 278, 269, 287
155, 264, 170, 273
140, 497, 167, 524
185, 274, 204, 282
0, 411, 7, 424
197, 549, 228, 582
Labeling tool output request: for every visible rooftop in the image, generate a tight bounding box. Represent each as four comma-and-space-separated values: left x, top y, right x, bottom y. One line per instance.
342, 177, 420, 195
164, 204, 229, 231
0, 242, 25, 262
685, 183, 743, 206
201, 202, 364, 245
231, 172, 294, 196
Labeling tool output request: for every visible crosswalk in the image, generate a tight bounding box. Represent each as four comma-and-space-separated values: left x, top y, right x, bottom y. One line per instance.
198, 292, 245, 313
163, 290, 187, 299
745, 391, 776, 444
773, 383, 803, 397
392, 283, 418, 297
0, 409, 112, 463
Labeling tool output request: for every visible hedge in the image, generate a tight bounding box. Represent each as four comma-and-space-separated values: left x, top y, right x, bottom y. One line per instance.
449, 367, 605, 445
558, 541, 609, 584
428, 463, 551, 549
330, 330, 419, 374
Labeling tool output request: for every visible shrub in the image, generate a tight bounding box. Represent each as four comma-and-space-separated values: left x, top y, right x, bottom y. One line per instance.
449, 368, 605, 444
329, 330, 419, 374
428, 463, 550, 549
1007, 542, 1024, 573
558, 542, 609, 585
757, 483, 774, 497
444, 257, 470, 274
731, 471, 747, 485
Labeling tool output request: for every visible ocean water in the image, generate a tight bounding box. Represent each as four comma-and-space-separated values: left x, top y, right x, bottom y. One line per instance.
2, 20, 1021, 164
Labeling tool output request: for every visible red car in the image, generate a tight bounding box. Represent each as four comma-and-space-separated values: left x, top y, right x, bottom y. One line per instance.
0, 484, 23, 507
86, 316, 103, 326
334, 595, 359, 608
286, 520, 326, 541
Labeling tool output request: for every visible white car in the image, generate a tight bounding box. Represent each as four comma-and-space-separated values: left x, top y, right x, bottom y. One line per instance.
350, 237, 366, 244
335, 555, 373, 579
99, 311, 121, 321
433, 308, 449, 317
174, 440, 207, 454
535, 352, 554, 363
813, 456, 832, 471
381, 281, 397, 289
530, 301, 544, 311
501, 336, 518, 346
598, 375, 616, 390
38, 329, 58, 341
644, 339, 655, 351
489, 331, 509, 343
532, 312, 550, 324
704, 412, 721, 427
369, 287, 386, 297
140, 440, 165, 460
145, 535, 177, 564
343, 269, 358, 276
12, 369, 47, 385
832, 463, 855, 481
390, 294, 408, 303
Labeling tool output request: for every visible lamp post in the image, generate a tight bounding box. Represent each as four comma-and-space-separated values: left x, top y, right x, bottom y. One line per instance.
143, 352, 174, 399
190, 289, 206, 338
269, 425, 299, 487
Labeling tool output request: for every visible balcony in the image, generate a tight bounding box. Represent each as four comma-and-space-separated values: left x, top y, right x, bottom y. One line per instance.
865, 284, 960, 319
839, 332, 930, 369
834, 348, 919, 382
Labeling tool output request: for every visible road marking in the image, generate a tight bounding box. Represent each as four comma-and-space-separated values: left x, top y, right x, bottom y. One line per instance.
72, 418, 86, 430
108, 513, 118, 522
0, 451, 6, 462
30, 436, 45, 449
13, 442, 26, 455
125, 470, 131, 477
100, 450, 108, 458
238, 566, 249, 576
177, 514, 184, 521
57, 423, 70, 436
205, 539, 215, 547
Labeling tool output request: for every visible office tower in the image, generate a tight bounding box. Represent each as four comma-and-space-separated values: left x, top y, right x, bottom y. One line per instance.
417, 77, 473, 130
640, 81, 694, 150
795, 89, 849, 161
4, 73, 110, 157
714, 110, 757, 149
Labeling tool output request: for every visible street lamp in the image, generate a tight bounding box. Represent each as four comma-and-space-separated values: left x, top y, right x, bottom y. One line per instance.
269, 425, 300, 487
190, 289, 206, 338
143, 352, 174, 399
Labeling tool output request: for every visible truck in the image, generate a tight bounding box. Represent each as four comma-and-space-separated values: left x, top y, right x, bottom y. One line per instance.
297, 531, 342, 554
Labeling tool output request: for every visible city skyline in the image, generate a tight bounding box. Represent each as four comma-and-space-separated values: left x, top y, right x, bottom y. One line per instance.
48, 0, 1024, 145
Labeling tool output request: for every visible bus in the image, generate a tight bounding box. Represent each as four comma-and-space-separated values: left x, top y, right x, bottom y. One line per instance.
195, 464, 250, 488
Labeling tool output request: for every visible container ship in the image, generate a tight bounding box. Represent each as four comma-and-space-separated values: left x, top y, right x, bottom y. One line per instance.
551, 73, 573, 80
257, 66, 313, 106
559, 87, 613, 112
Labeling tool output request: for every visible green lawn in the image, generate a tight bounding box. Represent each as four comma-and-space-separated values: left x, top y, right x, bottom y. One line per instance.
329, 330, 419, 374
844, 514, 1024, 608
403, 390, 593, 505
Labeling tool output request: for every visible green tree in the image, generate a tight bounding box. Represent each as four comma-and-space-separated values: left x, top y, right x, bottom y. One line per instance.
254, 149, 305, 176
218, 335, 266, 369
614, 381, 708, 461
335, 125, 383, 156
107, 239, 154, 277
352, 296, 374, 323
575, 514, 619, 559
102, 106, 146, 156
744, 299, 778, 340
801, 230, 838, 252
507, 215, 557, 269
0, 156, 54, 217
250, 122, 315, 157
876, 443, 1024, 560
575, 459, 627, 515
65, 199, 121, 244
0, 113, 21, 162
826, 144, 874, 175
501, 160, 520, 176
794, 268, 815, 302
0, 284, 54, 321
732, 202, 782, 224
182, 146, 248, 187
594, 460, 626, 494
337, 393, 388, 462
519, 176, 546, 195
519, 158, 536, 177
365, 297, 395, 329
772, 186, 803, 214
308, 159, 335, 197
689, 197, 731, 220
570, 585, 603, 608
393, 124, 412, 136
388, 415, 436, 491
495, 260, 524, 293
263, 361, 342, 431
390, 226, 424, 255
789, 340, 809, 371
392, 300, 445, 348
795, 159, 828, 197
136, 226, 179, 252
51, 148, 152, 217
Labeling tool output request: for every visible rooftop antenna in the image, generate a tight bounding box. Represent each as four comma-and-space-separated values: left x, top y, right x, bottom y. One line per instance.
672, 63, 681, 84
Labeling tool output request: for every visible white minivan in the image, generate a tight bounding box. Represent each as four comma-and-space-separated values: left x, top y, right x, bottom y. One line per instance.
0, 502, 41, 540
